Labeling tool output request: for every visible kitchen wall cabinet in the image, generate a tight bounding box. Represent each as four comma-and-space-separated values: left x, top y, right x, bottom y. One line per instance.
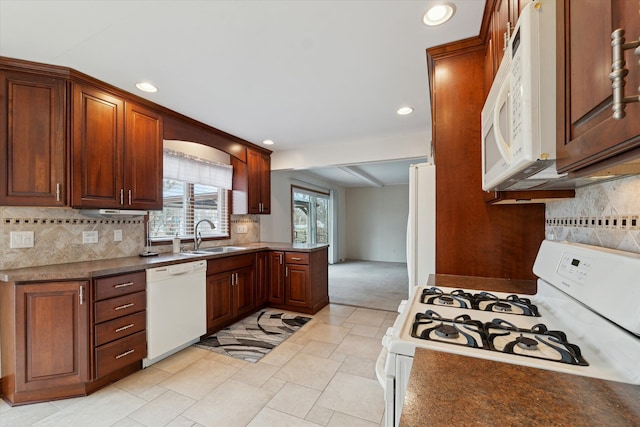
427, 41, 544, 280
556, 0, 640, 173
0, 69, 66, 206
206, 254, 256, 333
247, 148, 271, 214
268, 248, 328, 315
0, 280, 89, 405
71, 82, 162, 209
92, 271, 147, 379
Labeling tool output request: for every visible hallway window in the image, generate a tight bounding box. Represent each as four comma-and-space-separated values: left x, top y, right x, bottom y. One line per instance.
292, 186, 329, 244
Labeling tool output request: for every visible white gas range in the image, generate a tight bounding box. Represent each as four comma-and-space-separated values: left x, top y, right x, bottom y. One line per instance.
376, 240, 640, 427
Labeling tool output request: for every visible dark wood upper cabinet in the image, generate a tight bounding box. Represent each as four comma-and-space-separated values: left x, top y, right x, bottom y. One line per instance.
71, 82, 124, 208
247, 148, 271, 214
124, 102, 163, 209
71, 82, 162, 209
556, 0, 640, 173
0, 70, 66, 206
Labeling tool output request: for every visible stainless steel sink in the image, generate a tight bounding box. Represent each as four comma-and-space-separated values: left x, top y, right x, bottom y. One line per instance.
180, 246, 246, 256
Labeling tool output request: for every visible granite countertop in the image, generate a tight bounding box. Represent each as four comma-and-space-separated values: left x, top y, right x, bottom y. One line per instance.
401, 348, 640, 426
0, 242, 329, 282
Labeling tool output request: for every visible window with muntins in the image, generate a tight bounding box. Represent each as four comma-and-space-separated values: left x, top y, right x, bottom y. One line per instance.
149, 149, 232, 242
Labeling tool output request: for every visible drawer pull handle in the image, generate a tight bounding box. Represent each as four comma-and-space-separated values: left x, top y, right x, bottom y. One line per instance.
115, 349, 135, 359
115, 323, 135, 333
610, 28, 640, 119
114, 303, 134, 311
114, 282, 134, 289
291, 257, 302, 261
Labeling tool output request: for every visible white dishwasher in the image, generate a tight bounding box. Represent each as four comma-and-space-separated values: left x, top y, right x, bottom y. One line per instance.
143, 260, 207, 367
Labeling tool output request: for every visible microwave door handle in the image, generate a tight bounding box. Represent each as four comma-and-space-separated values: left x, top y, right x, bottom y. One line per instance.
493, 77, 512, 164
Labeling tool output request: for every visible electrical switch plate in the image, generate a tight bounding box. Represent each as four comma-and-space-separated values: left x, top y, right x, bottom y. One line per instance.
236, 224, 248, 234
82, 230, 99, 244
114, 229, 123, 242
10, 231, 34, 248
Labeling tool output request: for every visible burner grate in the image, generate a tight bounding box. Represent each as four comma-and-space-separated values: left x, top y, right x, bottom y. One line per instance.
420, 287, 540, 317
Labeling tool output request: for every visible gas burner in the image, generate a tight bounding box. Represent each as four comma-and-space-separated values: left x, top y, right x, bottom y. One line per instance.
474, 292, 540, 317
420, 288, 475, 309
435, 324, 459, 339
494, 302, 512, 312
515, 335, 538, 350
438, 295, 455, 305
411, 310, 488, 349
485, 321, 588, 366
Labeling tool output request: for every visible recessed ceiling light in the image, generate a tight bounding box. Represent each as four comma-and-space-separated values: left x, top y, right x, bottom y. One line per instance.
135, 82, 158, 93
423, 3, 456, 26
262, 139, 275, 145
397, 106, 414, 116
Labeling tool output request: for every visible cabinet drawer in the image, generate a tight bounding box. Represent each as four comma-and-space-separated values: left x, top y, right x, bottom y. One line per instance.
285, 252, 309, 265
95, 291, 146, 323
207, 253, 255, 275
95, 311, 146, 347
94, 271, 146, 301
95, 331, 146, 378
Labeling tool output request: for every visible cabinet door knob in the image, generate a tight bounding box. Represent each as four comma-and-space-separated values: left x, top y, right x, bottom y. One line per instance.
610, 28, 640, 120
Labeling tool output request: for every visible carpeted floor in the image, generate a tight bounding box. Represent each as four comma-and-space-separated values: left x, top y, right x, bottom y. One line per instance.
328, 260, 408, 312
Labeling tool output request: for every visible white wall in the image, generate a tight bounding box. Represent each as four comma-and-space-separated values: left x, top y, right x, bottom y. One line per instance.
345, 185, 409, 262
260, 170, 347, 263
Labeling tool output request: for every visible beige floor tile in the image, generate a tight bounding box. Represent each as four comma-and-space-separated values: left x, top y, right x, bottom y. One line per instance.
350, 324, 380, 338
286, 331, 312, 345
32, 387, 146, 427
114, 365, 171, 397
339, 355, 377, 379
274, 353, 341, 391
0, 401, 59, 427
152, 346, 209, 374
231, 361, 280, 387
159, 357, 238, 400
261, 376, 287, 394
327, 411, 380, 427
344, 308, 388, 327
329, 351, 348, 362
334, 334, 383, 360
128, 390, 195, 426
266, 382, 322, 418
110, 417, 145, 427
260, 341, 304, 367
317, 372, 384, 423
301, 340, 338, 358
166, 415, 202, 427
306, 405, 334, 426
137, 384, 169, 401
248, 407, 322, 426
321, 304, 357, 317
184, 379, 273, 427
303, 323, 351, 344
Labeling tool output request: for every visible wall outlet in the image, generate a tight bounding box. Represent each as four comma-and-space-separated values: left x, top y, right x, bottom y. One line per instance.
82, 230, 99, 244
236, 224, 248, 234
114, 229, 123, 242
10, 231, 34, 248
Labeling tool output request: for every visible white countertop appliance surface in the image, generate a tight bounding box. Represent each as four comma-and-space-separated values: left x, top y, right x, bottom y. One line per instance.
377, 240, 640, 427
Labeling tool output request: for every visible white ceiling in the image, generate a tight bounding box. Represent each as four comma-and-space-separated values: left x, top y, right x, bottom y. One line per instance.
0, 0, 485, 187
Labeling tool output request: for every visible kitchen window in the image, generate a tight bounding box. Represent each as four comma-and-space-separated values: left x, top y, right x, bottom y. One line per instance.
149, 149, 232, 242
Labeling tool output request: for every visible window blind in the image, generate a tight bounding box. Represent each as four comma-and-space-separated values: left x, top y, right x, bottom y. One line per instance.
163, 149, 233, 189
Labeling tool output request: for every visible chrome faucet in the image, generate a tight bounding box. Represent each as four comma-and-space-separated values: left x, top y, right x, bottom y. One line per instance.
194, 219, 216, 251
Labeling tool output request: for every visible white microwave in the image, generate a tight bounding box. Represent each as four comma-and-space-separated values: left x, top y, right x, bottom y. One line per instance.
481, 0, 564, 191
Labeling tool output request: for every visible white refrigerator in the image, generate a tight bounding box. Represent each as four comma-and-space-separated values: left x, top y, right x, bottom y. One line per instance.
406, 163, 435, 295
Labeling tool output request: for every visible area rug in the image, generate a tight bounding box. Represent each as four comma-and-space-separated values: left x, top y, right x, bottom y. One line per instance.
195, 311, 312, 363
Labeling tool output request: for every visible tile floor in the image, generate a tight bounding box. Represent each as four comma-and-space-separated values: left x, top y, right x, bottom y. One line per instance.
0, 304, 395, 427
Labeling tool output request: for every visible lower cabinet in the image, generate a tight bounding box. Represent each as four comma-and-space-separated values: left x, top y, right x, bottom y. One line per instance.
206, 254, 256, 333
268, 248, 329, 315
255, 251, 269, 306
92, 271, 147, 379
0, 280, 89, 405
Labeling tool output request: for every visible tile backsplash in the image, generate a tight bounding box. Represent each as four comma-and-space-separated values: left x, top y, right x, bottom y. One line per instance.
545, 175, 640, 254
0, 207, 260, 270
